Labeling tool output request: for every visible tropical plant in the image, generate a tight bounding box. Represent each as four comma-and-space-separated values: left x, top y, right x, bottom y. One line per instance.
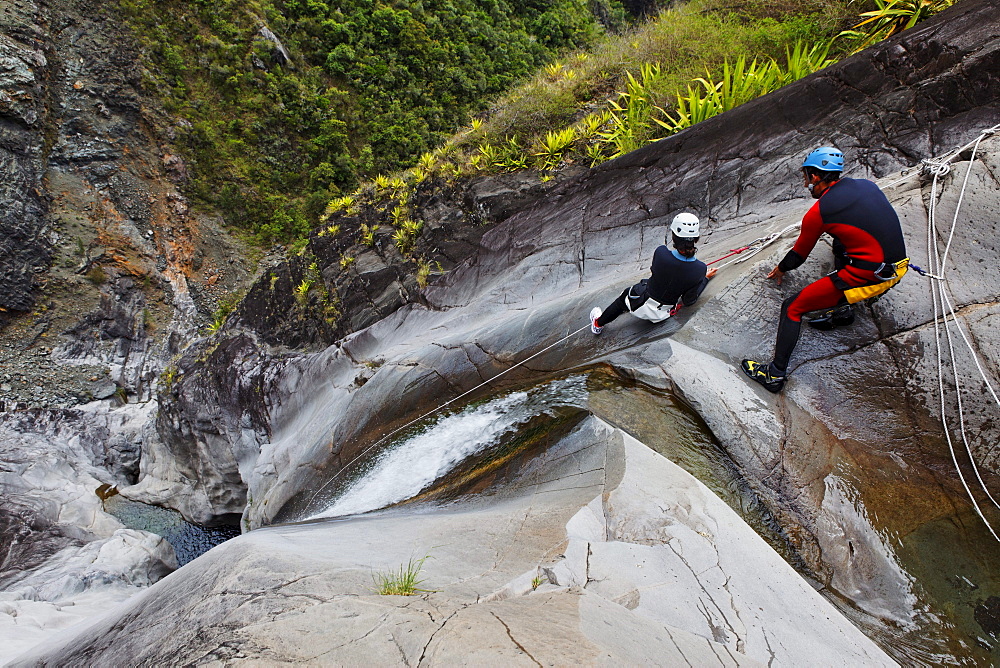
324, 195, 354, 219
534, 127, 577, 169
417, 152, 438, 172
416, 258, 432, 287
318, 223, 340, 238
339, 254, 356, 270
390, 205, 408, 224
359, 223, 379, 247
577, 111, 607, 140
401, 219, 423, 236
783, 41, 834, 84
839, 0, 955, 53
206, 316, 225, 335
392, 227, 411, 254
374, 174, 391, 191
477, 141, 503, 168
585, 142, 607, 167
599, 64, 664, 157
655, 41, 833, 136
499, 136, 530, 171
294, 277, 314, 306
544, 61, 564, 79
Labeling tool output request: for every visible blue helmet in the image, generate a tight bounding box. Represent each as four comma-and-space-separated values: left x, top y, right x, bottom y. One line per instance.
802, 147, 844, 172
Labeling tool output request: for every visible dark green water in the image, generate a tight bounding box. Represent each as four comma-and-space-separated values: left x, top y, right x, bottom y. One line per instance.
103, 494, 240, 566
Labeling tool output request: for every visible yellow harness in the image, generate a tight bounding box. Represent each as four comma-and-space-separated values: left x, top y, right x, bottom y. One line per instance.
843, 258, 909, 304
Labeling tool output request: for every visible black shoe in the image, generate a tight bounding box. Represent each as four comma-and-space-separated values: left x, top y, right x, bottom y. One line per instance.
740, 359, 785, 393
807, 306, 855, 331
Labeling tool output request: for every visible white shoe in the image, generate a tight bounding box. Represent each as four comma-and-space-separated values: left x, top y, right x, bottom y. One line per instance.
590, 307, 603, 335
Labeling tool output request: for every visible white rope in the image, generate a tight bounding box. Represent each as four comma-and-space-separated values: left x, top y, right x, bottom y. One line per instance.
713, 223, 801, 270
882, 124, 999, 190
304, 323, 591, 514
923, 124, 1000, 540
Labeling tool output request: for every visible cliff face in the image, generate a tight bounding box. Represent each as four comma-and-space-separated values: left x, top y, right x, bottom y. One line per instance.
0, 0, 256, 657
0, 0, 52, 316
121, 0, 999, 661
2, 0, 1000, 663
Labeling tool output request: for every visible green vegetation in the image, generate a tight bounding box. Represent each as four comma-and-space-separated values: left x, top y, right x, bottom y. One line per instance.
454, 0, 846, 157
373, 555, 434, 595
160, 365, 178, 392
838, 0, 956, 53
85, 265, 107, 285
206, 289, 246, 335
410, 0, 957, 178
299, 0, 959, 280
118, 0, 627, 245
122, 0, 957, 261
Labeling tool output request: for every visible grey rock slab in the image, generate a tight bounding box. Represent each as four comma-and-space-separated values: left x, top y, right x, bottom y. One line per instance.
17, 418, 891, 666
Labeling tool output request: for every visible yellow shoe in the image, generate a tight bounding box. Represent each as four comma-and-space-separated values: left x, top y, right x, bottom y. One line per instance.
740, 359, 785, 393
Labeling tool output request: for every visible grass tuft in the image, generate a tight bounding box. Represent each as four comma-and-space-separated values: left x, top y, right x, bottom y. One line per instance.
373, 555, 434, 596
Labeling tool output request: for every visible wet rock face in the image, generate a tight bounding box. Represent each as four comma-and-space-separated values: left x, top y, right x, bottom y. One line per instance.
146, 0, 997, 660
147, 332, 289, 523
0, 0, 49, 316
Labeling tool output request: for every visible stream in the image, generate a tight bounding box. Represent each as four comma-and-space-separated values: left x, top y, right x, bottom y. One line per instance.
304, 367, 999, 664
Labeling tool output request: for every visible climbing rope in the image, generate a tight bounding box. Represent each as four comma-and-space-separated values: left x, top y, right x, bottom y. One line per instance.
922, 123, 1000, 541
705, 223, 801, 270
305, 221, 792, 515
882, 124, 1000, 190
304, 322, 591, 515
700, 124, 1000, 540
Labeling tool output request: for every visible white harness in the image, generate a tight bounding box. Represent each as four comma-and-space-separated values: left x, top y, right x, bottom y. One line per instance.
626, 286, 674, 323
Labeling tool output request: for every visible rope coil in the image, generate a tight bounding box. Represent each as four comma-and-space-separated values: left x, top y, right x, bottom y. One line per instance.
922, 124, 1000, 541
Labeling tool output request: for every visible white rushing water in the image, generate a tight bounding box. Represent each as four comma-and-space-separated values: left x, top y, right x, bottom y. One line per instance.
308, 376, 588, 520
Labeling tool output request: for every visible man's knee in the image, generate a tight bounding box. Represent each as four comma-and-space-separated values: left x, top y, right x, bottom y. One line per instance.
780, 294, 801, 322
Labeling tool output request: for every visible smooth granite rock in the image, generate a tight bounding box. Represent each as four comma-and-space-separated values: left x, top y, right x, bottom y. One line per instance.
12, 418, 892, 667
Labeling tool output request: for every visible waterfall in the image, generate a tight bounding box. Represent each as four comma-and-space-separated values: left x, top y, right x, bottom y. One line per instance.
308, 375, 588, 519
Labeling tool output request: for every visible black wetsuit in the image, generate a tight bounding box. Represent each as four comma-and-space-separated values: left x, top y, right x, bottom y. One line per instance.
597, 246, 708, 326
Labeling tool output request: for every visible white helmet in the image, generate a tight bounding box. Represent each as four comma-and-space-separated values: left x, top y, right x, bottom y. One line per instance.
669, 212, 700, 239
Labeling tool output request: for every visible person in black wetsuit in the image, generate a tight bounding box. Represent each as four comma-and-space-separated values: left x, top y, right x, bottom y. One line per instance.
741, 146, 908, 393
590, 212, 717, 335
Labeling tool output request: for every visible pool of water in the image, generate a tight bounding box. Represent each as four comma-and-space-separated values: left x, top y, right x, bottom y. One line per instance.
102, 493, 241, 567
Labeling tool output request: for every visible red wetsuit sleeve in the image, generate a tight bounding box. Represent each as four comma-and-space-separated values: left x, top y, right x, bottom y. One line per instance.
778, 202, 824, 272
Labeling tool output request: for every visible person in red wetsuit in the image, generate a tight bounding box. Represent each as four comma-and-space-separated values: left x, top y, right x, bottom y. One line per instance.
741, 147, 908, 392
